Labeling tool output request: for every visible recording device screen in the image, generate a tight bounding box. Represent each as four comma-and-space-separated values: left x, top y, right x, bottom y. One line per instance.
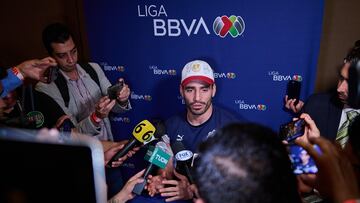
279, 119, 305, 142
289, 145, 318, 175
287, 80, 301, 104
43, 66, 58, 84
107, 82, 124, 100
0, 129, 106, 203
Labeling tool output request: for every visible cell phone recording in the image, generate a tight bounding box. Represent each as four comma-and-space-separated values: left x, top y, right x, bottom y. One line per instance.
289, 144, 318, 175
107, 81, 124, 100
287, 80, 301, 105
279, 119, 305, 142
43, 66, 58, 84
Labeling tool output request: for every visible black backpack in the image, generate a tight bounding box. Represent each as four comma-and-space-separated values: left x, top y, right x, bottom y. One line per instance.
54, 63, 100, 107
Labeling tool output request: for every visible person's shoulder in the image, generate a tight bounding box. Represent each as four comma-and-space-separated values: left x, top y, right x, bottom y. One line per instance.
88, 62, 101, 69
213, 106, 241, 121
35, 81, 57, 93
305, 92, 340, 107
307, 92, 333, 102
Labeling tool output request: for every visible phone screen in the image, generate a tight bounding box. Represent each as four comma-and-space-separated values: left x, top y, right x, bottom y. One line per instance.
289, 145, 318, 174
43, 66, 58, 84
287, 80, 301, 103
279, 119, 305, 142
107, 82, 124, 100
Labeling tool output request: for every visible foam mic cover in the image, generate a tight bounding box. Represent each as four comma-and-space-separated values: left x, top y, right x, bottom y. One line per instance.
172, 141, 194, 184
107, 120, 156, 168
151, 118, 166, 140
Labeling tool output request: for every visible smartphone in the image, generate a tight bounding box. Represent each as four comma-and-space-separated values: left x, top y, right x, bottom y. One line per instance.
279, 119, 305, 142
43, 66, 58, 84
289, 145, 318, 175
287, 80, 301, 105
107, 81, 124, 100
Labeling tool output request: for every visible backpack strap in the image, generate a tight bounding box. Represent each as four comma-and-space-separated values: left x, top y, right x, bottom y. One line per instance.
54, 63, 101, 108
79, 62, 100, 87
54, 72, 70, 107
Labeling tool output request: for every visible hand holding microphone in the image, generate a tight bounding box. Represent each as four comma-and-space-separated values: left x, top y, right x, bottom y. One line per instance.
172, 141, 194, 184
107, 120, 156, 168
104, 142, 140, 168
155, 141, 195, 201
132, 141, 171, 195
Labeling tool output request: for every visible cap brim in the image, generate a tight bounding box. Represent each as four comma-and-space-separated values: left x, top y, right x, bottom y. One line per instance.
181, 76, 214, 86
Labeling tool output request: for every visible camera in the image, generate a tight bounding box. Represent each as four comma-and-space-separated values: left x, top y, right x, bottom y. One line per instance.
107, 81, 124, 100
43, 66, 58, 84
279, 119, 305, 142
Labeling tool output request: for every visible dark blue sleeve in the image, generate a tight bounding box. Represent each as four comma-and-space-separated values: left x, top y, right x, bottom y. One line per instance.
1, 69, 22, 98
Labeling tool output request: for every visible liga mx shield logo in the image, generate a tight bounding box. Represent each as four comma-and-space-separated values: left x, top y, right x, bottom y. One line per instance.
213, 15, 245, 38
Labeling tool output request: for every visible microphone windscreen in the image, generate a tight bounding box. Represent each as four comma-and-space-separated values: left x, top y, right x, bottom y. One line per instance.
151, 119, 166, 139
132, 120, 156, 143
156, 141, 172, 155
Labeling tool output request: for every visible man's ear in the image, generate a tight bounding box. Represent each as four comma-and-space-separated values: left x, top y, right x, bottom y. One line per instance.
195, 198, 206, 203
212, 84, 216, 97
179, 84, 184, 97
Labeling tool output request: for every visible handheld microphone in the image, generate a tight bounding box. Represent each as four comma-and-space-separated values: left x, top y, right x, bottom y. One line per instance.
107, 120, 156, 167
132, 142, 171, 195
172, 141, 194, 184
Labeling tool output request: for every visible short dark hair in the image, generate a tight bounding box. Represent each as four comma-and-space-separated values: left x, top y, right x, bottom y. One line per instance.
42, 23, 72, 55
345, 40, 360, 64
193, 123, 301, 203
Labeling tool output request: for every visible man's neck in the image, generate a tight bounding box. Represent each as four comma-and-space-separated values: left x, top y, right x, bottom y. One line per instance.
187, 105, 213, 126
62, 67, 79, 80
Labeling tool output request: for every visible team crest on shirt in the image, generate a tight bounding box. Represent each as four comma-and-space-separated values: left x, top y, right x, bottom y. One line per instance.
206, 129, 217, 139
176, 134, 185, 141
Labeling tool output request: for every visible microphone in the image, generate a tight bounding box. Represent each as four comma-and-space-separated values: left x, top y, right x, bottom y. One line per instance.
172, 141, 194, 184
132, 142, 171, 195
107, 120, 157, 167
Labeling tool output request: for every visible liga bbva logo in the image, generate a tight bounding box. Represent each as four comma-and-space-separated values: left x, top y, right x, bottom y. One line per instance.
268, 71, 302, 82
131, 91, 152, 101
149, 65, 177, 75
235, 100, 267, 111
213, 15, 245, 38
110, 116, 131, 123
138, 5, 245, 38
101, 62, 125, 72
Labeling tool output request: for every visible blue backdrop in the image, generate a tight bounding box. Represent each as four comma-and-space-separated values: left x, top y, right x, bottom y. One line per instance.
83, 0, 324, 178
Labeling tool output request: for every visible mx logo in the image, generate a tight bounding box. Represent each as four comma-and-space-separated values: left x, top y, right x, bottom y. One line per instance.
213, 15, 245, 38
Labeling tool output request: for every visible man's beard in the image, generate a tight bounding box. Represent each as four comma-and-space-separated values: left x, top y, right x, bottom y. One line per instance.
338, 92, 348, 104
185, 98, 212, 116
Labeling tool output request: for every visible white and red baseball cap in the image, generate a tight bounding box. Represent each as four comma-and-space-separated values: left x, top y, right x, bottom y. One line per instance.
181, 60, 215, 86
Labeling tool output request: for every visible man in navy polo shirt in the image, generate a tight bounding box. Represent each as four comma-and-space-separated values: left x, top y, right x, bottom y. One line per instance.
130, 60, 240, 203
166, 60, 239, 152
161, 60, 239, 201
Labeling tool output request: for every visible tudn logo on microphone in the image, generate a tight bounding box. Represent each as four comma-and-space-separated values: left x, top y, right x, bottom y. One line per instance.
213, 15, 245, 38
